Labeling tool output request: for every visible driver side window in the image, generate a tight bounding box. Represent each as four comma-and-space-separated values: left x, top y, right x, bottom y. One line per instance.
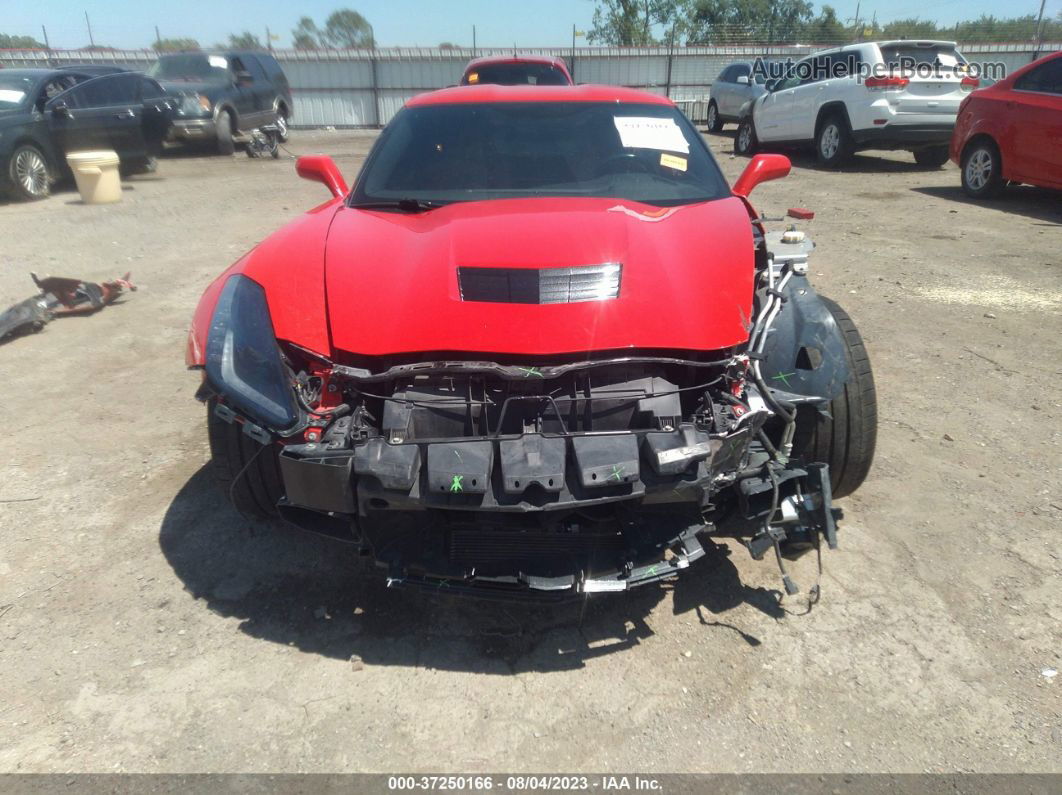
777, 62, 807, 91
37, 76, 79, 111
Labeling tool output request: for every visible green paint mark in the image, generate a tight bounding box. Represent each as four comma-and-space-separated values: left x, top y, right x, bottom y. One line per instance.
772, 371, 797, 388
518, 366, 544, 378
610, 465, 625, 482
449, 475, 464, 493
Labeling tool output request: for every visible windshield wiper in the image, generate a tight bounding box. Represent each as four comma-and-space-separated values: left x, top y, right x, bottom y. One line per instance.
350, 198, 444, 213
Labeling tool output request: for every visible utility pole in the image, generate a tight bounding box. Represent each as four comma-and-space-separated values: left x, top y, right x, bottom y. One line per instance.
85, 10, 95, 48
266, 25, 273, 52
472, 25, 476, 57
42, 25, 53, 65
664, 23, 676, 98
155, 25, 161, 49
572, 24, 576, 81
1033, 0, 1047, 60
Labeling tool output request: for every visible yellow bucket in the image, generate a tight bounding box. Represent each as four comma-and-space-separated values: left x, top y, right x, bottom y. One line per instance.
66, 150, 122, 204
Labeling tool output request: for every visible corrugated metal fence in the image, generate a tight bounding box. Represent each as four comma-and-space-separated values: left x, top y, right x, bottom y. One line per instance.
2, 43, 1057, 128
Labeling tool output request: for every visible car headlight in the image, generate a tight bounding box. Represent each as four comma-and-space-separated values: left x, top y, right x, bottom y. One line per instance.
179, 93, 212, 115
205, 275, 299, 431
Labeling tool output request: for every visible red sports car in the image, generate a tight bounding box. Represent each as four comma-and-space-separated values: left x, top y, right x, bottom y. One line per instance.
951, 50, 1062, 198
460, 55, 573, 86
187, 85, 876, 599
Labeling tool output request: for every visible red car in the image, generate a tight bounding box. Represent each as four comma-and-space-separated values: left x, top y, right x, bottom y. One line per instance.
460, 55, 573, 86
187, 85, 876, 599
951, 50, 1062, 198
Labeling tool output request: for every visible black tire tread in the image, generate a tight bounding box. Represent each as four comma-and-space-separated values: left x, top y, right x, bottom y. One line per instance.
734, 118, 757, 156
4, 144, 51, 201
913, 146, 949, 168
815, 113, 853, 168
207, 400, 283, 519
216, 110, 235, 156
794, 297, 877, 498
706, 101, 723, 133
960, 138, 1004, 199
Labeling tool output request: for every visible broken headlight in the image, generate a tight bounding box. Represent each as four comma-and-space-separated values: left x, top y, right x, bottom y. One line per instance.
205, 275, 298, 431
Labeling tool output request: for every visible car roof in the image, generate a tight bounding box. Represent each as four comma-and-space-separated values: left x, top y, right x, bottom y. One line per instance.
408, 83, 673, 107
463, 54, 568, 71
0, 68, 65, 79
874, 39, 959, 48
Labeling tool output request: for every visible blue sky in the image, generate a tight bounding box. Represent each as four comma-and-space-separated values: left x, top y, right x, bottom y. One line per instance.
7, 0, 1060, 50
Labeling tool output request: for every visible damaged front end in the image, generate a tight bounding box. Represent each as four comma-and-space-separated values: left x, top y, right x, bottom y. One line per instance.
200, 231, 850, 600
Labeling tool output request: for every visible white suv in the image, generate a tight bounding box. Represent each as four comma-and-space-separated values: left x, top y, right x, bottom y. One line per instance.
734, 40, 979, 167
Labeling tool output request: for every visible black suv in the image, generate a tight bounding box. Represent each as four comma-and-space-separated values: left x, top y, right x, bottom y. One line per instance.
146, 51, 293, 154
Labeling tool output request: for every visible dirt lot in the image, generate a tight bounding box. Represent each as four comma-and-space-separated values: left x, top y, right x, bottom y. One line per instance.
0, 130, 1059, 774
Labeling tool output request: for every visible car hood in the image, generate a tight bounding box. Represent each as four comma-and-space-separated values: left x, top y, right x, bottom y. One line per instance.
157, 80, 222, 96
323, 196, 754, 357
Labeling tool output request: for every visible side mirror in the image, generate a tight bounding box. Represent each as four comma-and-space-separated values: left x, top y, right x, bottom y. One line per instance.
731, 153, 791, 198
235, 70, 254, 85
296, 155, 348, 199
736, 75, 750, 85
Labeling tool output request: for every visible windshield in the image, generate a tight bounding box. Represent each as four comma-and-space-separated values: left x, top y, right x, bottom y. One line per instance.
147, 54, 229, 83
0, 75, 35, 109
880, 44, 967, 71
353, 102, 729, 208
464, 63, 570, 86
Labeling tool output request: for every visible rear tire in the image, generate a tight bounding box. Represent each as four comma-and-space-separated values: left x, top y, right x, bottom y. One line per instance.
734, 118, 758, 156
216, 110, 235, 156
706, 101, 723, 133
207, 399, 284, 519
960, 139, 1004, 199
913, 146, 949, 168
5, 144, 51, 201
790, 297, 877, 498
815, 114, 853, 168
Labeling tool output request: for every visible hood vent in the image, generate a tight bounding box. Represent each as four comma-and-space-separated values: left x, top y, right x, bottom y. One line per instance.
458, 263, 621, 304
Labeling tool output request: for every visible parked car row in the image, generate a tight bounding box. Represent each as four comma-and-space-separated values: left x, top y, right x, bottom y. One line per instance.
0, 50, 294, 201
716, 43, 1061, 198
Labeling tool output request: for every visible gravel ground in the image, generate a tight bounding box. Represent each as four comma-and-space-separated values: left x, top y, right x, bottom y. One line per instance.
0, 129, 1059, 774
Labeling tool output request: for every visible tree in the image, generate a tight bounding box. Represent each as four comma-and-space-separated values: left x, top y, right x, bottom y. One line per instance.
586, 0, 678, 45
0, 33, 45, 48
226, 31, 263, 50
154, 38, 200, 52
800, 5, 847, 44
879, 17, 941, 41
681, 0, 813, 45
324, 9, 374, 48
438, 42, 458, 49
292, 16, 323, 50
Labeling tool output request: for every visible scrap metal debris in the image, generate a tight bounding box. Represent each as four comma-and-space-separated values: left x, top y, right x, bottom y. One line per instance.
0, 272, 136, 343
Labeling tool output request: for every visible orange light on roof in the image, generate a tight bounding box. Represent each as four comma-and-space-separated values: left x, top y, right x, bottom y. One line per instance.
468, 72, 479, 83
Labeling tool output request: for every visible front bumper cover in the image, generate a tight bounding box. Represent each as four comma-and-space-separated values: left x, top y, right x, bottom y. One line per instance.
205, 402, 837, 599
168, 118, 217, 141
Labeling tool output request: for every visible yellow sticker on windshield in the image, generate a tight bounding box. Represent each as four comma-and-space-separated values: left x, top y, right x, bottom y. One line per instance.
660, 153, 687, 172
468, 72, 479, 83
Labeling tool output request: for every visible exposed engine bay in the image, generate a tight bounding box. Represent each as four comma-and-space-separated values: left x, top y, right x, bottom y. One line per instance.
206, 224, 855, 600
